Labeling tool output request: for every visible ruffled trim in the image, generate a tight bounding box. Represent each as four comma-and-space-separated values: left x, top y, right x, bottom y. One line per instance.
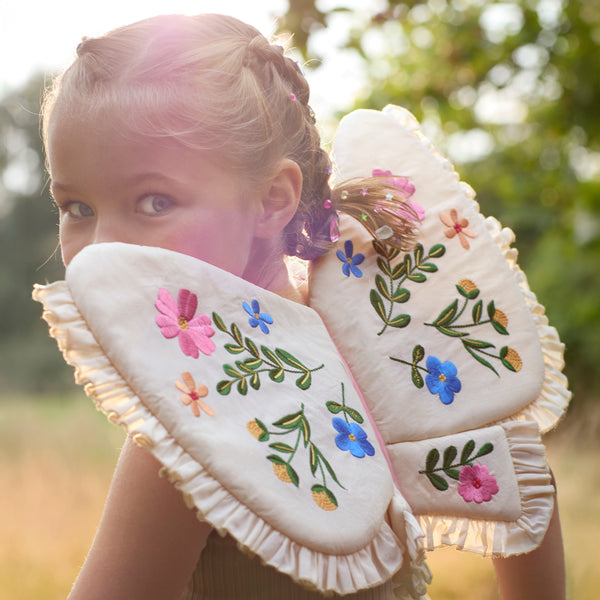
33, 281, 429, 597
415, 420, 555, 557
381, 105, 571, 433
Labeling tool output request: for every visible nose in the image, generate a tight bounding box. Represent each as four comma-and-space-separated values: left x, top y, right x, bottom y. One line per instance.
92, 216, 129, 245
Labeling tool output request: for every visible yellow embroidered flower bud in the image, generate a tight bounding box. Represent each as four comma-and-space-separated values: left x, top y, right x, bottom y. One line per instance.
493, 308, 508, 328
503, 347, 522, 372
458, 279, 478, 295
272, 463, 293, 483
311, 489, 338, 511
247, 420, 263, 440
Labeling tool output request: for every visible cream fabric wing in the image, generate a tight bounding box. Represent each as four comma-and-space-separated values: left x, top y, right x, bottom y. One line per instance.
309, 106, 570, 556
33, 242, 429, 597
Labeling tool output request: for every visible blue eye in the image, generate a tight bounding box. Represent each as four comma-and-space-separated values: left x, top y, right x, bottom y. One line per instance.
137, 194, 174, 215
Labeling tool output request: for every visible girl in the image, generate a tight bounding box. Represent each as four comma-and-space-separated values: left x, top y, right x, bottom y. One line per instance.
38, 13, 565, 600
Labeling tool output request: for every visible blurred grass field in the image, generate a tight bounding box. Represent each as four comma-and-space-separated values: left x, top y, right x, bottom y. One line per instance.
0, 394, 597, 600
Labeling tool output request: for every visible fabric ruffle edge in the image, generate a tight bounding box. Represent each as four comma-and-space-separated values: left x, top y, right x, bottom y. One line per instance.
32, 281, 430, 598
415, 420, 555, 557
381, 104, 571, 434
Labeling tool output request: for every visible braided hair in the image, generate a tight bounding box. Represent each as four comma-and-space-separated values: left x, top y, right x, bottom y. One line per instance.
42, 14, 417, 260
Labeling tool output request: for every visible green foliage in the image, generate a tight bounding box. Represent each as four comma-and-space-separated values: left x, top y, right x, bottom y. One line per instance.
277, 0, 600, 405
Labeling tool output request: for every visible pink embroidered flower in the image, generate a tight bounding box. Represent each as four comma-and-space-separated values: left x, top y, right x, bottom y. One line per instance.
440, 209, 477, 249
372, 169, 424, 221
458, 464, 499, 503
155, 288, 216, 358
175, 372, 214, 417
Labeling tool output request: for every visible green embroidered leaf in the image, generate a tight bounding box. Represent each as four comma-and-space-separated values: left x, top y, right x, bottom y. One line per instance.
412, 344, 425, 364
254, 418, 269, 441
461, 440, 475, 464
445, 468, 461, 480
295, 371, 312, 390
267, 454, 286, 465
273, 411, 303, 429
474, 442, 494, 459
427, 472, 449, 491
269, 442, 295, 453
320, 452, 344, 488
375, 274, 392, 300
414, 243, 424, 266
388, 247, 401, 260
462, 338, 495, 350
311, 484, 338, 508
326, 401, 343, 414
500, 346, 520, 371
436, 325, 466, 338
391, 261, 407, 280
276, 348, 306, 370
231, 323, 243, 346
249, 372, 261, 390
425, 448, 440, 472
345, 407, 364, 424
428, 244, 446, 259
224, 343, 245, 354
377, 257, 392, 278
387, 314, 410, 328
403, 253, 412, 273
472, 300, 483, 324
216, 380, 233, 395
372, 240, 388, 257
492, 319, 509, 336
309, 443, 318, 475
391, 287, 410, 303
265, 457, 299, 487
236, 360, 256, 374
261, 345, 283, 368
407, 272, 427, 283
433, 299, 458, 327
418, 262, 438, 273
237, 377, 248, 396
269, 367, 285, 382
223, 364, 242, 378
300, 417, 311, 447
244, 357, 263, 370
245, 337, 260, 358
487, 300, 496, 320
464, 345, 499, 376
411, 366, 424, 388
370, 290, 387, 323
212, 312, 227, 333
443, 445, 458, 468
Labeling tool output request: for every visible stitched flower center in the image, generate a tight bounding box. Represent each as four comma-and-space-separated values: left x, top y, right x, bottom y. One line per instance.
254, 312, 260, 319
473, 478, 482, 489
348, 433, 357, 441
189, 391, 199, 401
438, 373, 447, 383
178, 316, 189, 330
454, 222, 462, 233
346, 257, 353, 264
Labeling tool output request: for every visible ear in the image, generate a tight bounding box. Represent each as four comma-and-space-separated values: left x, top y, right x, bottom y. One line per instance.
254, 159, 302, 239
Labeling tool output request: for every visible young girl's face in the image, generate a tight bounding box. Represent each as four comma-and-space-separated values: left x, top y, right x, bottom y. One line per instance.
47, 108, 263, 276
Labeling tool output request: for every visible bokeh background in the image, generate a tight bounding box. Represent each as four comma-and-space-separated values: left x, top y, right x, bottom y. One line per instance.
0, 1, 598, 598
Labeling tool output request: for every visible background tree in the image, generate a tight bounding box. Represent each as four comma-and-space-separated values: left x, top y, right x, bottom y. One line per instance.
278, 0, 600, 408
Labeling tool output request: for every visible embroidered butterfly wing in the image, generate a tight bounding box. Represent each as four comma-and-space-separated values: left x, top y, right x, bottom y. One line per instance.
309, 106, 570, 556
33, 242, 429, 596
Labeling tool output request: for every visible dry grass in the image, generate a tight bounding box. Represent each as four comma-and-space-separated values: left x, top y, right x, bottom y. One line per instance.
0, 395, 597, 599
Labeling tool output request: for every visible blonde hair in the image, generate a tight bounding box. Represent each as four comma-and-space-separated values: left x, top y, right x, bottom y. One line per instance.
42, 14, 416, 259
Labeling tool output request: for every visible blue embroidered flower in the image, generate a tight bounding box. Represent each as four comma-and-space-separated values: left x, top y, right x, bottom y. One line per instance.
243, 299, 274, 334
425, 356, 461, 405
336, 240, 365, 278
332, 418, 375, 458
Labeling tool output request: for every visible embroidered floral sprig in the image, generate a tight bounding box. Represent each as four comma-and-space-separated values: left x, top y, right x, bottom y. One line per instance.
247, 403, 344, 511
370, 241, 446, 336
390, 345, 462, 405
419, 440, 494, 492
212, 312, 324, 395
425, 279, 522, 376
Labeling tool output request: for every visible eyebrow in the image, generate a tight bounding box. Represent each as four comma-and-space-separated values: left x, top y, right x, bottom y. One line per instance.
51, 172, 178, 193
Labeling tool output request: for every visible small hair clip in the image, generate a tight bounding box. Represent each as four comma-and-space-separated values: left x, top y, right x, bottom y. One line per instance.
375, 225, 394, 241
385, 193, 394, 201
329, 216, 340, 243
360, 187, 368, 197
323, 199, 332, 209
290, 93, 296, 102
340, 190, 349, 200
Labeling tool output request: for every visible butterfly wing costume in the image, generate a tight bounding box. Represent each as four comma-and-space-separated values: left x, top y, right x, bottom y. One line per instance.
33, 106, 570, 597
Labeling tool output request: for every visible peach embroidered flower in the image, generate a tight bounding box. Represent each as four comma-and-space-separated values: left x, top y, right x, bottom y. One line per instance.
155, 288, 216, 358
175, 372, 214, 417
440, 209, 477, 249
